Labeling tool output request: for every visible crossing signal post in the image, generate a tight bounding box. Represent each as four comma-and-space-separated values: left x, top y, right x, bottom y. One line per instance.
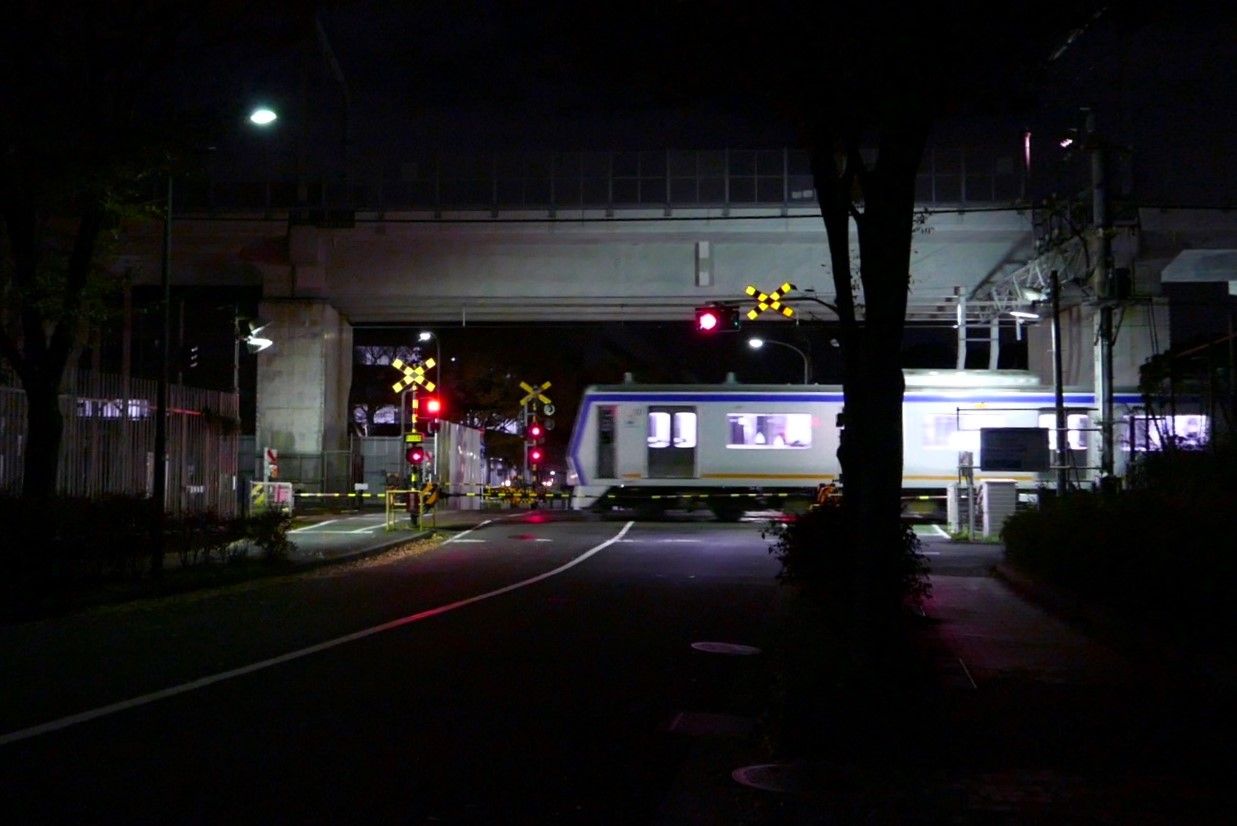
422, 393, 445, 486
404, 436, 426, 526
518, 380, 553, 485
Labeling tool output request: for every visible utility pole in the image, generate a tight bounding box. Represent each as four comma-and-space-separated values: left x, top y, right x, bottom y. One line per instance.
151, 174, 172, 577
1088, 109, 1117, 483
1052, 270, 1069, 493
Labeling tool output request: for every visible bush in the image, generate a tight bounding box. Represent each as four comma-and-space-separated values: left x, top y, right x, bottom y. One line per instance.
1001, 488, 1236, 639
247, 508, 293, 562
169, 511, 250, 567
764, 486, 931, 615
0, 494, 152, 578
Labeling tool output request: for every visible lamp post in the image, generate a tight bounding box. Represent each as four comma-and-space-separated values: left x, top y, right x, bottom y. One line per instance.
418, 331, 443, 482
747, 337, 812, 384
151, 174, 172, 576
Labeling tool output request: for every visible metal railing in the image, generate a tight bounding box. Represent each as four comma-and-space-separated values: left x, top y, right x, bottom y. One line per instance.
0, 371, 240, 516
186, 146, 1026, 217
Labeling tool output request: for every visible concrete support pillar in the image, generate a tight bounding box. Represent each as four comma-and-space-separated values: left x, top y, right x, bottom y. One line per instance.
255, 299, 353, 457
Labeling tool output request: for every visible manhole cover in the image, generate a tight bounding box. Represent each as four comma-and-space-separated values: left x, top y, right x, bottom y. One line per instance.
667, 712, 756, 737
731, 763, 800, 793
691, 641, 762, 656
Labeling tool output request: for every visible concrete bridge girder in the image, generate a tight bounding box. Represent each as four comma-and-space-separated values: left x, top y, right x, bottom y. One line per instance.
123, 206, 1035, 459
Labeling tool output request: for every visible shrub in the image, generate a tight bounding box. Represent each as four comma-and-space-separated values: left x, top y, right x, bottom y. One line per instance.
1002, 488, 1236, 639
247, 508, 293, 562
764, 486, 931, 615
170, 511, 250, 567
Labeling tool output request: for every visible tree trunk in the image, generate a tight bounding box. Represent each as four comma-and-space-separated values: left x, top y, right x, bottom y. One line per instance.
851, 123, 928, 622
21, 369, 65, 500
809, 117, 928, 628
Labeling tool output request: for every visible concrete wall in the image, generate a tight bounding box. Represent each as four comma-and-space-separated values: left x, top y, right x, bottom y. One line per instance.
256, 299, 353, 454
1027, 299, 1169, 390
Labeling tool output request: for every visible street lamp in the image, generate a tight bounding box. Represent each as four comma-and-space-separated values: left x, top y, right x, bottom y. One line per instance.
233, 314, 272, 395
248, 107, 278, 126
747, 337, 812, 384
151, 174, 173, 576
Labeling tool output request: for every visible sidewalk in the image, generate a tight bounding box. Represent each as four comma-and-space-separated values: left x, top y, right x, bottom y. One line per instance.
660, 548, 1233, 824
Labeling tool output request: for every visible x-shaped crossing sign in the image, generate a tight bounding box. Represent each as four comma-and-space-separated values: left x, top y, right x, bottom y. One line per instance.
391, 357, 437, 393
744, 281, 797, 321
519, 380, 552, 407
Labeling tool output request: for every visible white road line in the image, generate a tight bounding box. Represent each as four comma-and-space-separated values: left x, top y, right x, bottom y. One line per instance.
0, 520, 635, 748
290, 519, 344, 533
450, 539, 486, 543
441, 519, 494, 544
299, 530, 372, 535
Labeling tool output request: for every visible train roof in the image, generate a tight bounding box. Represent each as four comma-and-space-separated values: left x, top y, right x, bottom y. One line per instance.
583, 369, 1053, 394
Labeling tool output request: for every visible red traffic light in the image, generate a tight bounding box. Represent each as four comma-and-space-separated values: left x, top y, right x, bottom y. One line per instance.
695, 305, 736, 333
406, 446, 425, 464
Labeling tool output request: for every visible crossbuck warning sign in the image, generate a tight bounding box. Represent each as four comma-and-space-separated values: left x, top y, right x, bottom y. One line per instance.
744, 282, 797, 321
391, 357, 437, 393
519, 381, 552, 407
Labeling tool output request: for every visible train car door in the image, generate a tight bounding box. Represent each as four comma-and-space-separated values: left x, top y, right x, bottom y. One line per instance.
596, 405, 616, 479
647, 406, 696, 478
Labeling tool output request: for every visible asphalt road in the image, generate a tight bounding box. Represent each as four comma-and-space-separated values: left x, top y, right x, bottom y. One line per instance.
0, 512, 786, 824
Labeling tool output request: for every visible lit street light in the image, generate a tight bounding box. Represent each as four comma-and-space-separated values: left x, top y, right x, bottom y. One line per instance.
248, 107, 278, 126
747, 337, 812, 384
233, 314, 272, 395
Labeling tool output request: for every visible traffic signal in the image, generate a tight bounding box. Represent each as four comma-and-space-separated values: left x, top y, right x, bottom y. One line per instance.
529, 446, 543, 468
423, 395, 443, 434
695, 304, 737, 333
406, 445, 425, 465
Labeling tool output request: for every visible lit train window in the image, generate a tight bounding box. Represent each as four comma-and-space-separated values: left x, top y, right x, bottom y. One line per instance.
673, 412, 697, 447
648, 412, 671, 448
648, 411, 697, 448
726, 413, 812, 449
1120, 414, 1209, 451
1036, 413, 1091, 450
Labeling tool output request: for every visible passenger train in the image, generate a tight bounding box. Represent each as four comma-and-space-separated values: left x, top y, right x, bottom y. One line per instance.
566, 369, 1173, 518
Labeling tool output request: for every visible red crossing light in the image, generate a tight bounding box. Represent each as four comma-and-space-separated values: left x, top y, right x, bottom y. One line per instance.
695, 305, 736, 333
529, 447, 543, 466
406, 446, 425, 464
424, 396, 442, 418
528, 420, 544, 441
